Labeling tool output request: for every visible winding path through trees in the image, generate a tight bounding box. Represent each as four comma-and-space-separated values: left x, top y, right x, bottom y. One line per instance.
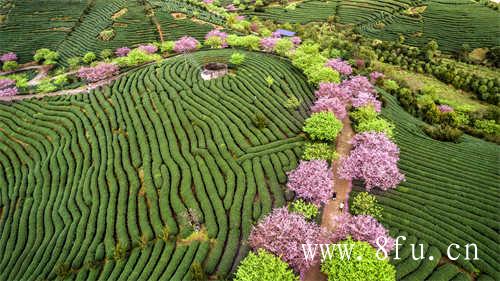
303, 116, 354, 281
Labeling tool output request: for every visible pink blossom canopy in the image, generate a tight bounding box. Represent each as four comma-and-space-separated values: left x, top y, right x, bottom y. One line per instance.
138, 44, 158, 54
115, 47, 131, 57
77, 63, 119, 83
339, 132, 404, 190
173, 36, 200, 53
311, 96, 347, 120
351, 91, 382, 112
203, 0, 213, 4
226, 4, 237, 11
370, 71, 385, 84
0, 79, 15, 90
205, 29, 228, 48
330, 213, 395, 253
286, 160, 334, 206
290, 36, 302, 45
315, 82, 351, 104
325, 58, 352, 76
260, 37, 279, 52
0, 52, 17, 62
248, 207, 330, 277
438, 104, 454, 113
0, 87, 18, 97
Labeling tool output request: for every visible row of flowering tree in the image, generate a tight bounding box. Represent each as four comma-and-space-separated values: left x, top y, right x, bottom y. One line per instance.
231, 34, 403, 280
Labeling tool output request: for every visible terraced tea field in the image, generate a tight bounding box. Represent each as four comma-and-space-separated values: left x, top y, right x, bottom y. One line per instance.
0, 50, 314, 280
352, 91, 499, 281
0, 0, 213, 63
247, 0, 499, 53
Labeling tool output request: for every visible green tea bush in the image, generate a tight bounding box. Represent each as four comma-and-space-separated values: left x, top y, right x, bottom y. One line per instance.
351, 192, 383, 220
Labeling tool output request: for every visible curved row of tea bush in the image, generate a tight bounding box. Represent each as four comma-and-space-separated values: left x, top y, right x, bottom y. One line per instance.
0, 49, 314, 280
357, 92, 499, 280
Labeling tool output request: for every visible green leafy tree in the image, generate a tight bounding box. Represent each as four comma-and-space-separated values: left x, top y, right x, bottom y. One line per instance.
304, 64, 340, 85
100, 49, 113, 60
351, 192, 383, 219
34, 48, 59, 65
302, 142, 338, 161
321, 238, 396, 281
274, 38, 294, 56
284, 96, 301, 110
230, 52, 246, 65
67, 57, 81, 69
2, 61, 18, 71
355, 118, 395, 138
290, 199, 319, 220
160, 41, 175, 53
82, 52, 97, 64
303, 112, 343, 142
234, 250, 299, 281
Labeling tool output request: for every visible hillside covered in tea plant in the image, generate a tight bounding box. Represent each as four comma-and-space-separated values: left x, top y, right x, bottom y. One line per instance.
0, 0, 498, 281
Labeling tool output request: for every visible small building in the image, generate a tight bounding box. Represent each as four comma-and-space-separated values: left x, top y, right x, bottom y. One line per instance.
274, 29, 296, 37
201, 62, 228, 80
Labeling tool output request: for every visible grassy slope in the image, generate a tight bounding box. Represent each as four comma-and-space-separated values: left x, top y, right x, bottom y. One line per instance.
373, 61, 489, 111
352, 91, 499, 280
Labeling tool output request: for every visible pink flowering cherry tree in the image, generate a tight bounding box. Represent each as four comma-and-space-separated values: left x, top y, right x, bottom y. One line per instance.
370, 71, 385, 84
330, 213, 395, 253
311, 96, 347, 120
248, 207, 330, 277
173, 36, 200, 53
77, 63, 119, 83
137, 44, 158, 54
286, 160, 334, 206
205, 29, 228, 48
339, 132, 404, 191
260, 37, 279, 52
314, 82, 351, 104
351, 91, 382, 112
0, 52, 17, 62
0, 78, 18, 97
115, 47, 131, 57
325, 58, 352, 76
438, 104, 454, 113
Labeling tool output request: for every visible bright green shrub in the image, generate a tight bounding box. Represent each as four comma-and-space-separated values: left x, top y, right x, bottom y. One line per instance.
113, 49, 161, 67
100, 49, 113, 60
350, 106, 379, 125
274, 38, 294, 56
34, 48, 59, 65
82, 52, 97, 64
37, 79, 57, 93
321, 238, 396, 281
284, 96, 301, 110
2, 61, 18, 71
302, 142, 337, 161
67, 57, 81, 69
160, 41, 175, 52
230, 52, 246, 65
303, 112, 343, 142
383, 79, 399, 93
355, 118, 395, 138
53, 74, 68, 86
351, 192, 383, 220
290, 199, 319, 220
474, 119, 500, 135
6, 74, 29, 88
234, 250, 299, 281
304, 64, 340, 85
